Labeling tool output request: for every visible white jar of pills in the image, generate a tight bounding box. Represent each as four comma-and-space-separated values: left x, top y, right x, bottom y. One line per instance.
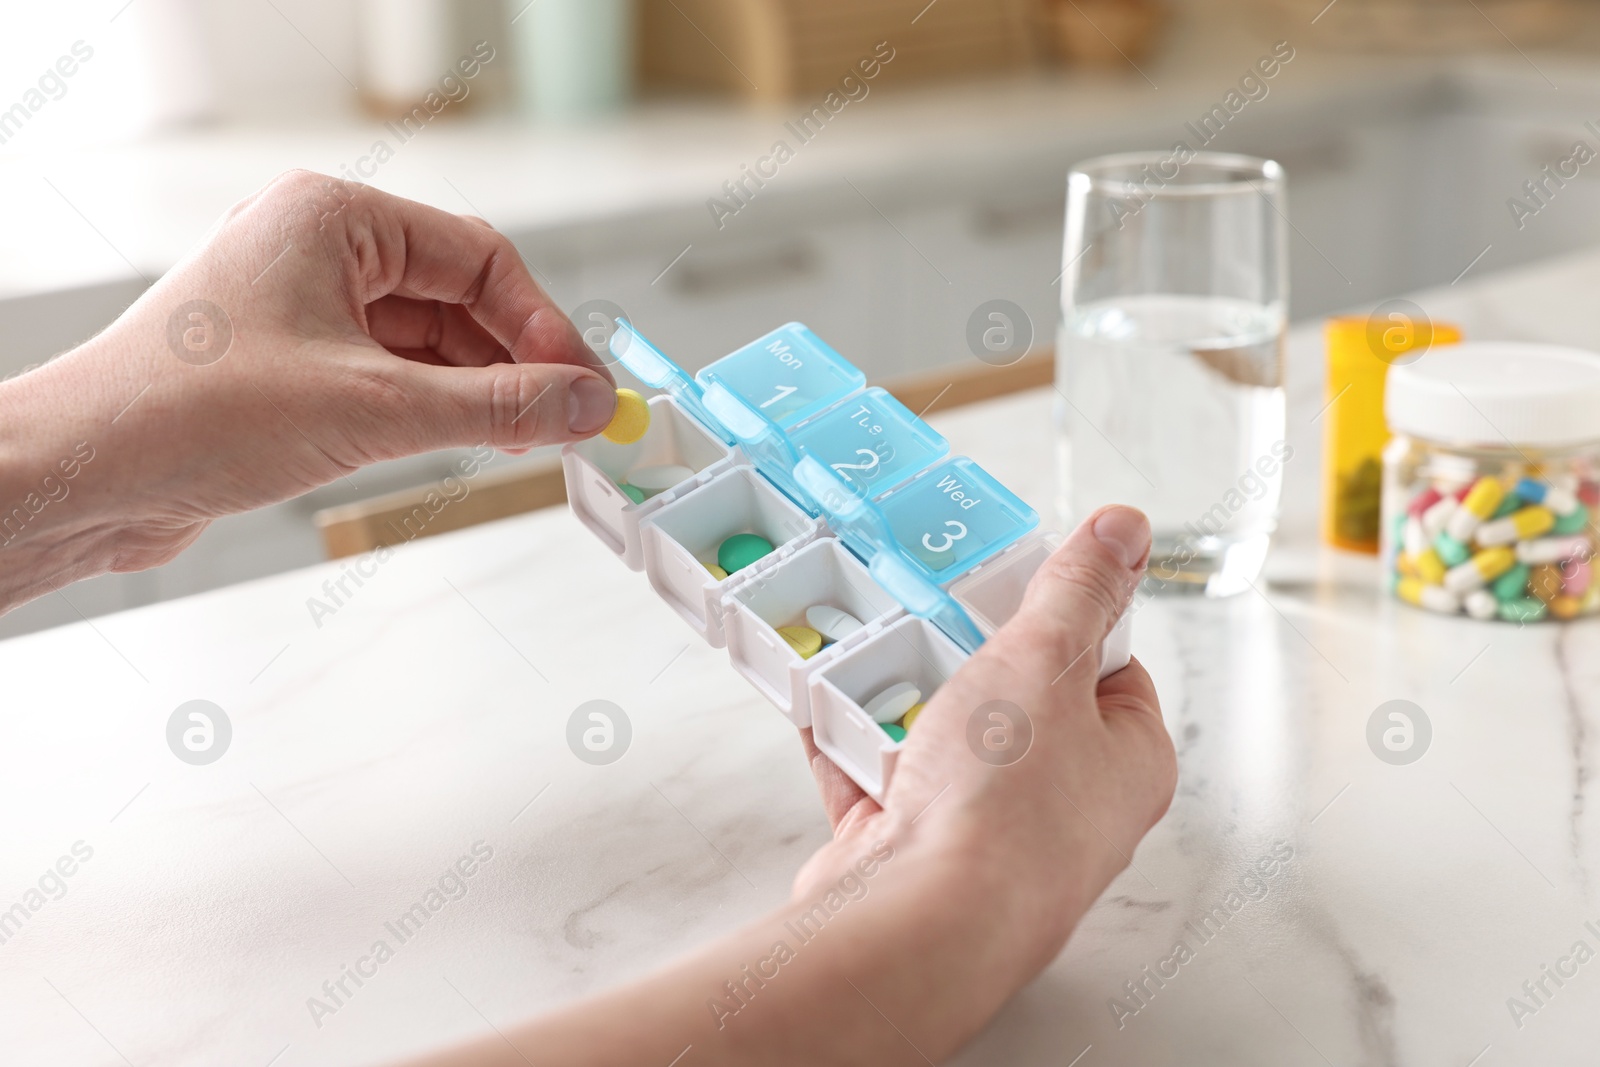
1381, 342, 1600, 622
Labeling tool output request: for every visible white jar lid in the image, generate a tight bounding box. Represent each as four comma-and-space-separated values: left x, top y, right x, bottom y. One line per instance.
1385, 341, 1600, 449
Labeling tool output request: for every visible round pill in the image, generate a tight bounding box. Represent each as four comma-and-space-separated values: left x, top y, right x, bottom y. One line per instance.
778, 626, 823, 659
1464, 589, 1499, 620
863, 681, 921, 724
1500, 597, 1548, 623
617, 482, 645, 504
704, 563, 728, 581
1551, 594, 1583, 620
900, 703, 925, 730
718, 533, 774, 574
627, 463, 695, 494
806, 604, 865, 643
880, 723, 907, 743
601, 388, 651, 445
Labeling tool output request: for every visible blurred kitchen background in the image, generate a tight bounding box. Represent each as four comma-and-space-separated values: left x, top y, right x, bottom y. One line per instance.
2, 0, 1598, 637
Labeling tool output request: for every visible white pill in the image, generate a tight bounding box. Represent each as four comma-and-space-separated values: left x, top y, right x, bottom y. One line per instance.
806, 604, 864, 643
1417, 585, 1461, 614
1545, 485, 1581, 516
1517, 536, 1592, 564
627, 464, 694, 493
1402, 516, 1428, 556
1464, 589, 1499, 620
1421, 496, 1457, 540
863, 681, 921, 724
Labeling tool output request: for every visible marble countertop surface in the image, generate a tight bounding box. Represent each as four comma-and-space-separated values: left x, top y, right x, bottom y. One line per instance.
7, 248, 1600, 1066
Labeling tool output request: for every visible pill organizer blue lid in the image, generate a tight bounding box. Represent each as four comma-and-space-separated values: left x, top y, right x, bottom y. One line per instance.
698, 324, 865, 428
612, 320, 1035, 652
609, 320, 732, 444
795, 455, 1038, 653
703, 381, 950, 513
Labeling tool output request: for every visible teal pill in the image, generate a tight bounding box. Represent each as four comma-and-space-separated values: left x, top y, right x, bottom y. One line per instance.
880, 723, 907, 742
1499, 598, 1548, 623
717, 532, 774, 574
1492, 494, 1522, 519
1492, 563, 1530, 602
1434, 533, 1469, 567
1553, 504, 1590, 535
618, 482, 645, 504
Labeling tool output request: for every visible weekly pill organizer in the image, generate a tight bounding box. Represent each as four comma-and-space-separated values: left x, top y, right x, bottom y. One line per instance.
561, 321, 1131, 800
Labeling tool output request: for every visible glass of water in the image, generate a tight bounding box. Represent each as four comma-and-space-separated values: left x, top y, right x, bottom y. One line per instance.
1057, 152, 1288, 597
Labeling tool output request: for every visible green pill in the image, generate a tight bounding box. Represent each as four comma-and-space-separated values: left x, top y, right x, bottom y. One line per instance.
1434, 533, 1470, 567
617, 482, 645, 504
1553, 505, 1590, 535
1499, 598, 1548, 623
718, 532, 774, 574
1492, 563, 1530, 601
1491, 494, 1522, 519
880, 723, 907, 742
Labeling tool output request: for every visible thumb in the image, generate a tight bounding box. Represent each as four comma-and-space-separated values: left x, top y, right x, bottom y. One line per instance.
1010, 505, 1150, 682
393, 359, 619, 452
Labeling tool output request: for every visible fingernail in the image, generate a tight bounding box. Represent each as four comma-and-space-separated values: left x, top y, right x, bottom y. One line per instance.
1092, 507, 1151, 569
568, 378, 616, 434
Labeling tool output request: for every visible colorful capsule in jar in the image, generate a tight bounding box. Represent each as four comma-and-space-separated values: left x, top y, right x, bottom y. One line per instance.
1420, 494, 1458, 540
1517, 535, 1593, 565
1442, 546, 1516, 594
1516, 477, 1581, 516
1529, 563, 1563, 604
1550, 595, 1583, 620
1397, 576, 1461, 614
1413, 548, 1447, 585
1475, 505, 1555, 546
1491, 562, 1530, 602
1433, 533, 1470, 567
1444, 477, 1504, 542
1402, 516, 1429, 557
1407, 486, 1443, 519
1563, 557, 1592, 598
1500, 598, 1548, 623
1552, 504, 1591, 536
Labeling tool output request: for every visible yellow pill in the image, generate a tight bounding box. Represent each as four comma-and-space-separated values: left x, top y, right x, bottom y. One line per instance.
900, 703, 925, 730
1414, 548, 1446, 585
1551, 594, 1583, 620
704, 563, 728, 581
1396, 553, 1419, 579
778, 626, 823, 659
601, 388, 650, 445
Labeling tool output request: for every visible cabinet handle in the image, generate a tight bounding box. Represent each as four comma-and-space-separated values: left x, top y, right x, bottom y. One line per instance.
668, 243, 817, 297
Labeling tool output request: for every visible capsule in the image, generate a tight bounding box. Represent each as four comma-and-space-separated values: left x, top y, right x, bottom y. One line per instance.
1529, 563, 1563, 604
1551, 595, 1583, 621
1475, 505, 1555, 546
1421, 495, 1458, 541
1563, 558, 1592, 598
1515, 477, 1580, 516
1402, 516, 1429, 557
1397, 577, 1461, 614
1434, 533, 1470, 567
1407, 486, 1443, 518
1443, 546, 1516, 594
1413, 548, 1446, 585
1500, 598, 1548, 623
1553, 504, 1591, 536
1445, 477, 1505, 542
1491, 562, 1530, 601
1516, 536, 1593, 565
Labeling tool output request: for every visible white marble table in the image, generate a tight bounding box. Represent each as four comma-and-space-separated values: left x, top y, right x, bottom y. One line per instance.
7, 249, 1600, 1067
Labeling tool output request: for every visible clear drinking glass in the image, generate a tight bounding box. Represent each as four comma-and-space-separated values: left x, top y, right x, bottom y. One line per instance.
1057, 152, 1288, 597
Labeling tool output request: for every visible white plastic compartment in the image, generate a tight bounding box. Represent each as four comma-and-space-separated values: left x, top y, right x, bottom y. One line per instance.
809, 615, 968, 801
723, 538, 904, 726
562, 396, 734, 569
641, 466, 821, 646
948, 531, 1133, 677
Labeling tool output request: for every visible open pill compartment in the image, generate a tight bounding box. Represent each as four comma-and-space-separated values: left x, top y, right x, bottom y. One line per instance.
560, 320, 1132, 799
808, 615, 968, 800
722, 537, 904, 725
563, 395, 737, 569
640, 465, 821, 646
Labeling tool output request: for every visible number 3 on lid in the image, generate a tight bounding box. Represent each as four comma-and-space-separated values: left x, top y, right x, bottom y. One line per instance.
878, 458, 1037, 582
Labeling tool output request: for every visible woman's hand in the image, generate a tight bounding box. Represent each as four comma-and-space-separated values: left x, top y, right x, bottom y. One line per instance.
0, 170, 613, 609
794, 503, 1177, 1035
411, 506, 1175, 1067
